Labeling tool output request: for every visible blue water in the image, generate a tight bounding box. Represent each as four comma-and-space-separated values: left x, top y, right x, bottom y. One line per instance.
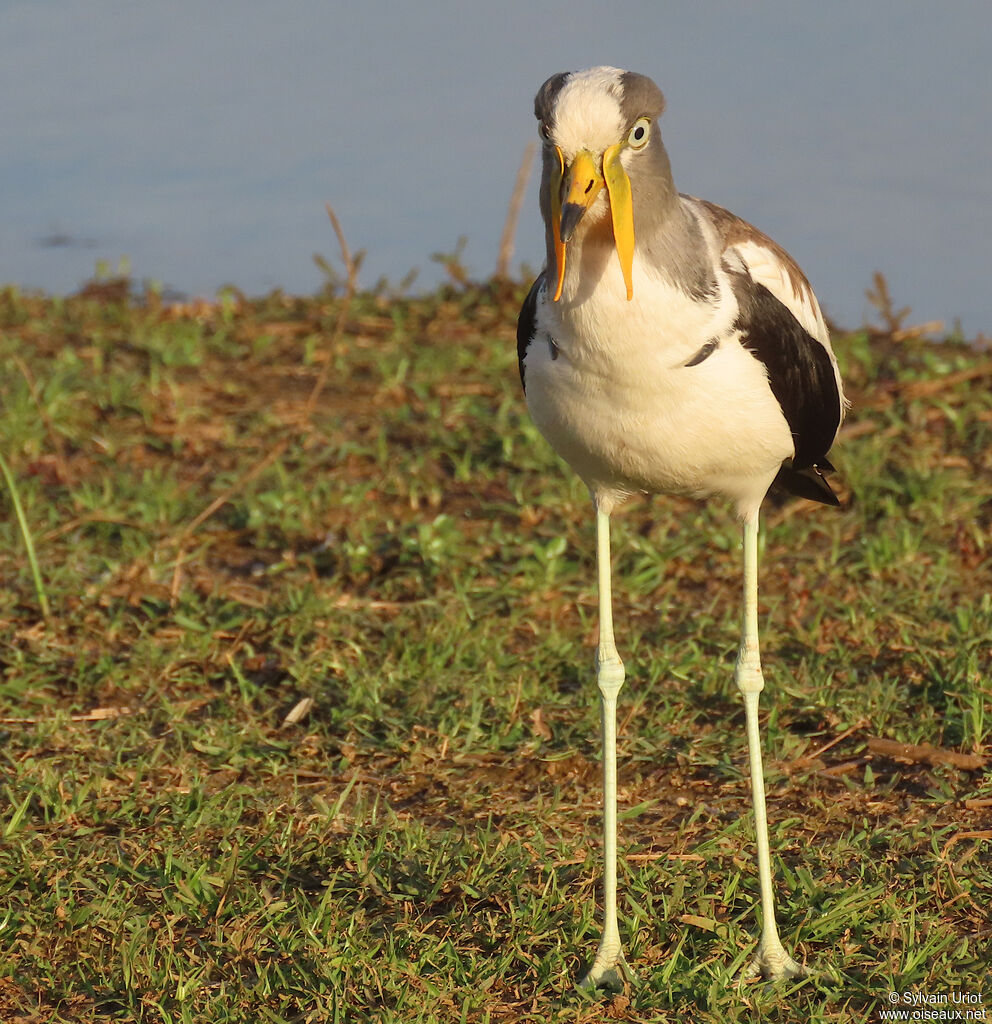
1, 1, 990, 333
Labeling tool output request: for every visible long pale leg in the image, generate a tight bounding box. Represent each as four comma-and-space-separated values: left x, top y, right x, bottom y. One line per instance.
577, 507, 632, 992
736, 512, 805, 981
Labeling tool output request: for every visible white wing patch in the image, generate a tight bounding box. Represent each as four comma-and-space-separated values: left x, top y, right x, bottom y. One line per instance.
731, 239, 828, 346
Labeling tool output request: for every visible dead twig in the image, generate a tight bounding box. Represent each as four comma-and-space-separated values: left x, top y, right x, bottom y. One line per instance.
817, 760, 863, 778
866, 270, 943, 339
938, 829, 992, 920
176, 439, 290, 543
305, 204, 359, 421
867, 737, 986, 772
896, 360, 992, 401
866, 271, 911, 334
941, 830, 992, 857
0, 706, 137, 724
804, 721, 868, 761
41, 513, 145, 544
496, 142, 535, 279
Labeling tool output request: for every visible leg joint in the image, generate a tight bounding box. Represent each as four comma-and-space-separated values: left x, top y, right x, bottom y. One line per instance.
735, 644, 764, 695
596, 648, 625, 698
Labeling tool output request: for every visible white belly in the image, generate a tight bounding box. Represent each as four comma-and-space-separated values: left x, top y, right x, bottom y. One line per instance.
524, 270, 794, 514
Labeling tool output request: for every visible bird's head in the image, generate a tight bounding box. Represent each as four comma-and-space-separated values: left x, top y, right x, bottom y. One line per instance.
534, 67, 668, 302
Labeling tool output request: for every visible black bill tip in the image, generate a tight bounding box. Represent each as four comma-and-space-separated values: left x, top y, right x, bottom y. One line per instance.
559, 202, 586, 243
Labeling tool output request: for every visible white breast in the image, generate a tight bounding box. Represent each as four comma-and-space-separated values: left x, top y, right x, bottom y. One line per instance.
524, 246, 795, 515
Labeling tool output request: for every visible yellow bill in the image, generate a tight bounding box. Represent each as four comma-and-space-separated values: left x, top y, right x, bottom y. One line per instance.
553, 150, 604, 300
549, 145, 635, 302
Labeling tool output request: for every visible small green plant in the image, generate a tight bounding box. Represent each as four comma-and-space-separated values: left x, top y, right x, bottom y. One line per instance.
0, 449, 50, 619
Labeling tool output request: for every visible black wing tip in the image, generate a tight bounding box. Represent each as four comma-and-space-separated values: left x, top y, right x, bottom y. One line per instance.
735, 281, 843, 472
516, 273, 545, 392
773, 463, 842, 507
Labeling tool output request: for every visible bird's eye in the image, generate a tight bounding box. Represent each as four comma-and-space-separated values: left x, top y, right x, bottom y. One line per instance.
538, 121, 552, 142
627, 117, 651, 150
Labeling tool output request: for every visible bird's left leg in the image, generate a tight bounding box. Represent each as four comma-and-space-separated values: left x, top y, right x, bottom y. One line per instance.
735, 512, 805, 982
577, 506, 633, 993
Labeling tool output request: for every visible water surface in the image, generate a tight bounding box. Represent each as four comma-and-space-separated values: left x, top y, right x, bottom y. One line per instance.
1, 1, 989, 332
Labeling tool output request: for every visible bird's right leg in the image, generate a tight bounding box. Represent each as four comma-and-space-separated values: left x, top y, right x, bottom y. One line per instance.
577, 506, 633, 993
736, 512, 805, 982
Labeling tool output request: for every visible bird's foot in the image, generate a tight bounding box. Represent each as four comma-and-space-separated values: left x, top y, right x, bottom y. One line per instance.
576, 946, 634, 994
740, 939, 807, 983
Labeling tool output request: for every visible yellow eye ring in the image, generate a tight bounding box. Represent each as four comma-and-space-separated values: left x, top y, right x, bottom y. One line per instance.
627, 117, 650, 150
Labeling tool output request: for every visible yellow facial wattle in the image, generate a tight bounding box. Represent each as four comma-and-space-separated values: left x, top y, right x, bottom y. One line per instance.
550, 146, 566, 301
603, 142, 635, 301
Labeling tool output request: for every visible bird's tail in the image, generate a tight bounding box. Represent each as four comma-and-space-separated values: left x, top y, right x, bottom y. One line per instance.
772, 461, 841, 506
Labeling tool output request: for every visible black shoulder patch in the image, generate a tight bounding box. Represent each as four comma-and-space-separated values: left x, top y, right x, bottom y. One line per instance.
734, 281, 840, 469
516, 272, 545, 392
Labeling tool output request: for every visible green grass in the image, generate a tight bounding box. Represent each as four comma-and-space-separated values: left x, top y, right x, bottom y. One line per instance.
0, 277, 990, 1023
